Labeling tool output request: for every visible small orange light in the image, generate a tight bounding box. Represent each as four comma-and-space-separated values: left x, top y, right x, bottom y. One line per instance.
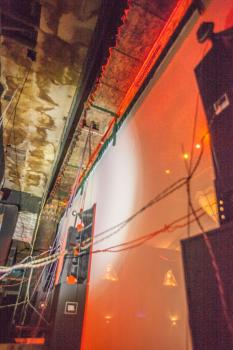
195, 143, 201, 149
104, 315, 112, 320
66, 275, 77, 285
104, 315, 113, 324
183, 153, 189, 160
76, 223, 84, 232
169, 315, 179, 326
39, 301, 46, 309
73, 247, 80, 256
15, 338, 45, 345
165, 169, 171, 174
163, 270, 177, 287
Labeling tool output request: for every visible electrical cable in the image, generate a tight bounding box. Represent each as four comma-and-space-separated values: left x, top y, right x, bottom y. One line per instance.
93, 177, 187, 243
5, 66, 31, 146
0, 251, 66, 276
0, 278, 29, 288
26, 298, 50, 326
0, 249, 61, 270
18, 185, 63, 327
32, 260, 59, 329
21, 266, 49, 326
4, 44, 226, 336
3, 65, 33, 249
0, 300, 27, 310
23, 174, 65, 325
14, 245, 61, 324
11, 231, 63, 323
188, 43, 208, 174
0, 209, 207, 310
0, 88, 20, 129
23, 233, 63, 328
84, 207, 207, 253
61, 106, 207, 255
0, 254, 31, 280
68, 136, 206, 252
79, 201, 210, 252
17, 266, 45, 326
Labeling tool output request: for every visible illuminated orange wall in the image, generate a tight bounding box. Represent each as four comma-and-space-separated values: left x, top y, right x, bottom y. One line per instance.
60, 1, 233, 349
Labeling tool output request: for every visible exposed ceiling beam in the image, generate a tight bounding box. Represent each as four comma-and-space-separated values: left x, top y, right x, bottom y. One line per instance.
46, 0, 129, 200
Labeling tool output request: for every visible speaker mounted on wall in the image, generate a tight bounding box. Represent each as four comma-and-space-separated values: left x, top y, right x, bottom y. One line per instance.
195, 23, 233, 224
181, 222, 233, 350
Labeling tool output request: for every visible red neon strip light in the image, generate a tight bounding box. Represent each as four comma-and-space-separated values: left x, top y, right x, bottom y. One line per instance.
117, 0, 192, 116
15, 338, 45, 344
72, 0, 192, 193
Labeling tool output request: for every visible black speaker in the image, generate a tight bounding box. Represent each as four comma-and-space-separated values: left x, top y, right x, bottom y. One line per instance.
0, 294, 16, 343
195, 26, 233, 224
48, 206, 95, 350
181, 222, 233, 350
61, 207, 94, 284
0, 203, 18, 265
48, 283, 87, 350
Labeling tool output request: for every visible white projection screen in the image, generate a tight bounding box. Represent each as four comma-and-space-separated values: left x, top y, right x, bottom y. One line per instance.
57, 2, 233, 349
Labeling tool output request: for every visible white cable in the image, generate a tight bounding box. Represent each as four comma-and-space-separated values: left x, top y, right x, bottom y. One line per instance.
0, 252, 67, 277
0, 300, 27, 309
0, 250, 64, 271
0, 86, 20, 127
27, 299, 50, 326
0, 257, 58, 279
9, 255, 60, 271
0, 256, 31, 281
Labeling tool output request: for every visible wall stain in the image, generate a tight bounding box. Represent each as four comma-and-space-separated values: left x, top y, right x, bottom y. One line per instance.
37, 113, 55, 129
1, 0, 102, 196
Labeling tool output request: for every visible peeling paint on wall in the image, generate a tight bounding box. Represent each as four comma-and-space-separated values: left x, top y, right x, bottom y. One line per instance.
1, 0, 101, 197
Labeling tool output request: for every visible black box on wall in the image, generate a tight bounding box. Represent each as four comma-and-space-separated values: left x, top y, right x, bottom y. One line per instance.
195, 27, 233, 224
181, 222, 233, 350
48, 283, 87, 350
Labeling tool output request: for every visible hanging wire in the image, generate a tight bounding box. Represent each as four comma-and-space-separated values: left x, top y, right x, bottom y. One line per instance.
0, 205, 212, 311
14, 221, 64, 326
2, 65, 33, 248
95, 177, 187, 239
186, 43, 208, 239
0, 300, 27, 310
0, 251, 65, 275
